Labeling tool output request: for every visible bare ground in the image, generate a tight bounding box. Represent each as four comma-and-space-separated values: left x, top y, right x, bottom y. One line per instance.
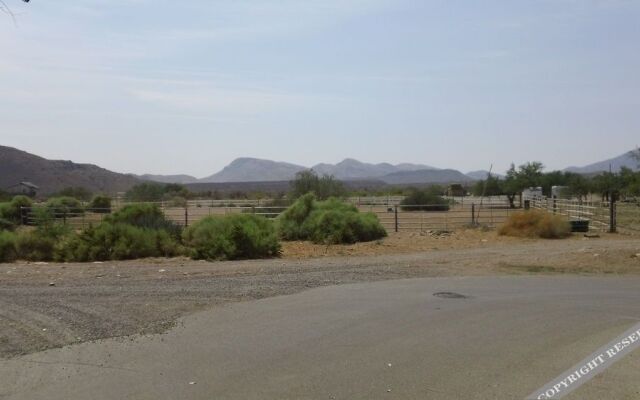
1, 231, 639, 359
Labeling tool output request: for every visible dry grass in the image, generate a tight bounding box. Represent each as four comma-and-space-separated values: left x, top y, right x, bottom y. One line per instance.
499, 210, 571, 239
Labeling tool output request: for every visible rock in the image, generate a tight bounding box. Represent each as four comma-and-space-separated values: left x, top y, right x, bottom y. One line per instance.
158, 269, 166, 273
189, 382, 196, 385
48, 282, 56, 287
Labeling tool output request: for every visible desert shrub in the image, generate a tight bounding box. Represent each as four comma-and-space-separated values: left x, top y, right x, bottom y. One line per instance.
183, 214, 280, 261
0, 231, 17, 262
277, 193, 316, 240
46, 196, 84, 216
278, 194, 387, 244
0, 195, 33, 224
499, 210, 571, 239
15, 230, 58, 261
54, 187, 93, 201
0, 217, 15, 231
106, 203, 181, 238
89, 195, 112, 213
400, 187, 450, 211
57, 222, 182, 262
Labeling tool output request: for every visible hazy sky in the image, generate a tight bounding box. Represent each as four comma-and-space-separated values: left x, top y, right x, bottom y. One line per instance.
1, 0, 638, 177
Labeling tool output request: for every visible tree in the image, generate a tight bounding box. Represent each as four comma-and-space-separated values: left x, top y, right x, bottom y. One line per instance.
502, 162, 545, 208
89, 195, 112, 213
290, 170, 346, 200
471, 174, 502, 197
565, 173, 591, 201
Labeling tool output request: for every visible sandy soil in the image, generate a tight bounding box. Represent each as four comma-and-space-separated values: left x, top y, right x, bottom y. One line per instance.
1, 231, 639, 359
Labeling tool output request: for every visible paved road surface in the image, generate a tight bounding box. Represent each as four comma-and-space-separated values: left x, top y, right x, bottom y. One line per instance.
1, 276, 639, 399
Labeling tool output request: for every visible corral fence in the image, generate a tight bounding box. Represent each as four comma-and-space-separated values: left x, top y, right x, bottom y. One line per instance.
526, 195, 621, 233
358, 198, 516, 232
20, 196, 517, 233
20, 195, 639, 234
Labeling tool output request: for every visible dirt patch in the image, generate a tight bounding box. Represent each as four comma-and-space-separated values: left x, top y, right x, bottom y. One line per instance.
0, 232, 639, 359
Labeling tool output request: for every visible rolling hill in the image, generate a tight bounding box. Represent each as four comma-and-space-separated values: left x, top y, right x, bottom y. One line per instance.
380, 169, 474, 185
134, 174, 199, 184
311, 158, 436, 180
200, 158, 306, 183
0, 146, 140, 196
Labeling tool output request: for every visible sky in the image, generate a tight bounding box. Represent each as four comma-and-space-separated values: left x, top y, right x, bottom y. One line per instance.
1, 0, 639, 178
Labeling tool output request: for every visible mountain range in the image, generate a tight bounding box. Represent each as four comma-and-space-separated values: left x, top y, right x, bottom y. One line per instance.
141, 157, 464, 185
1, 145, 638, 196
564, 149, 639, 174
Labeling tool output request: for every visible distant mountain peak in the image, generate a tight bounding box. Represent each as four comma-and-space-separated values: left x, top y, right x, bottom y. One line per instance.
564, 149, 639, 174
200, 157, 306, 183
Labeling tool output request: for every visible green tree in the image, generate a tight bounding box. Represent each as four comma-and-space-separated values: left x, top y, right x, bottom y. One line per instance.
471, 174, 503, 197
503, 162, 545, 208
89, 195, 112, 213
290, 170, 346, 200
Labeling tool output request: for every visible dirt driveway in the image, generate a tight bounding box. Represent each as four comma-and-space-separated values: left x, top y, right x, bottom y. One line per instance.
1, 233, 639, 359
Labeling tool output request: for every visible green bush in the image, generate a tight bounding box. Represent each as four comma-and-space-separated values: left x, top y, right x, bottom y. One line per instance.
0, 218, 15, 232
183, 214, 281, 261
0, 231, 17, 262
57, 222, 183, 262
277, 194, 387, 244
0, 195, 33, 225
89, 195, 112, 213
46, 196, 84, 216
106, 203, 181, 237
400, 187, 450, 211
277, 193, 316, 240
15, 230, 58, 262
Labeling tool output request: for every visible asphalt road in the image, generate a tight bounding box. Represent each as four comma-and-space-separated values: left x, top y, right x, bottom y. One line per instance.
1, 276, 640, 400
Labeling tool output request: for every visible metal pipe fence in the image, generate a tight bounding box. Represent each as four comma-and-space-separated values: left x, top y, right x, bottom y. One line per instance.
21, 200, 517, 233
528, 196, 612, 232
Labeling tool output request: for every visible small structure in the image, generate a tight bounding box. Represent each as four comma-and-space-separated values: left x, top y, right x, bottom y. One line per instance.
5, 182, 39, 197
522, 186, 543, 200
447, 184, 466, 197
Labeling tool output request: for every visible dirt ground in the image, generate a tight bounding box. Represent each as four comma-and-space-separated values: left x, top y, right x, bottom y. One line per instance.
1, 230, 639, 359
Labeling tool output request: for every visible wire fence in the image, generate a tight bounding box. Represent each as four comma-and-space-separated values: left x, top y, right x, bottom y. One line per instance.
21, 197, 517, 232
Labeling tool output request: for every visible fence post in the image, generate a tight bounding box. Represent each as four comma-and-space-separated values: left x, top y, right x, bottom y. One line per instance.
394, 205, 398, 233
553, 197, 557, 214
471, 203, 475, 225
609, 197, 617, 233
184, 206, 189, 227
20, 207, 28, 225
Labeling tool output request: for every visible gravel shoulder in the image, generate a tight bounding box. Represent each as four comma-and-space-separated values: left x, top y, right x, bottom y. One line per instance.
1, 232, 639, 359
